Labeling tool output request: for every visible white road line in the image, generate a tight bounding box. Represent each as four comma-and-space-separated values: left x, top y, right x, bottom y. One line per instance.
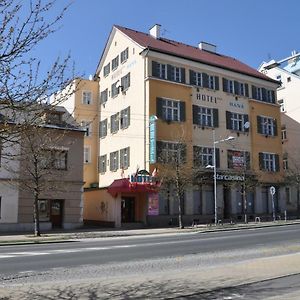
0, 255, 16, 258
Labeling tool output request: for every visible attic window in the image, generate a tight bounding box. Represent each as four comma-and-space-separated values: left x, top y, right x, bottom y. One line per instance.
46, 112, 62, 124
287, 77, 291, 82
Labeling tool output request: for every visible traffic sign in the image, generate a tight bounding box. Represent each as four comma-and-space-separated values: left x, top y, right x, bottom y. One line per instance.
270, 186, 276, 196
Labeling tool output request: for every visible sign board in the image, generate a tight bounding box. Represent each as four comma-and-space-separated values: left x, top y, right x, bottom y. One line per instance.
148, 193, 159, 216
270, 186, 276, 196
149, 115, 157, 164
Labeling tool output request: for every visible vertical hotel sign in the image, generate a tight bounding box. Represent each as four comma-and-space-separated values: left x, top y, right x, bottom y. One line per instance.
149, 115, 157, 164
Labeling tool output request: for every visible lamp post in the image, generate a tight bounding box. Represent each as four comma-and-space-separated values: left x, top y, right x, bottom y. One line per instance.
206, 129, 235, 226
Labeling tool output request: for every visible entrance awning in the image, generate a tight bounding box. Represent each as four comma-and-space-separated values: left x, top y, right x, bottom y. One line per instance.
107, 178, 159, 197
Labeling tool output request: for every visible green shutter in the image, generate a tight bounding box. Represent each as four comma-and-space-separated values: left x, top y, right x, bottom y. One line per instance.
275, 154, 280, 171
257, 116, 262, 134
156, 97, 163, 119
189, 70, 196, 85
273, 119, 278, 136
215, 76, 219, 90
213, 108, 219, 128
226, 111, 232, 129
245, 84, 249, 97
259, 152, 264, 170
234, 81, 239, 95
152, 61, 159, 77
223, 78, 228, 92
181, 68, 186, 83
227, 150, 233, 169
167, 64, 173, 81
202, 73, 209, 88
180, 102, 186, 122
262, 88, 267, 102
252, 85, 257, 99
215, 148, 220, 168
192, 105, 199, 125
271, 90, 275, 103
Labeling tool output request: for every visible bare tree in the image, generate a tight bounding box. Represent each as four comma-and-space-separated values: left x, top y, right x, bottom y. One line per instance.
0, 0, 75, 146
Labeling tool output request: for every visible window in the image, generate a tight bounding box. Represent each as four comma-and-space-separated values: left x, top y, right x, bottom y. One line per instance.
121, 47, 129, 63
195, 72, 203, 86
111, 81, 119, 98
223, 79, 248, 96
286, 187, 291, 204
281, 126, 287, 140
82, 91, 92, 105
99, 155, 107, 173
120, 107, 130, 129
259, 152, 279, 172
38, 200, 50, 221
152, 61, 185, 83
257, 116, 277, 136
174, 66, 182, 82
121, 72, 130, 91
239, 82, 246, 96
276, 75, 282, 81
110, 151, 119, 171
193, 146, 217, 167
120, 147, 130, 169
256, 87, 263, 100
84, 147, 91, 164
287, 77, 291, 82
99, 119, 107, 138
110, 113, 119, 133
152, 61, 167, 79
193, 105, 218, 128
278, 99, 285, 112
227, 79, 234, 93
226, 111, 249, 132
42, 149, 68, 170
46, 112, 62, 125
191, 71, 219, 90
208, 75, 216, 89
157, 97, 185, 122
283, 153, 288, 170
81, 121, 92, 137
252, 86, 275, 103
267, 90, 275, 103
103, 63, 110, 77
112, 55, 119, 70
157, 141, 186, 164
227, 150, 250, 169
100, 89, 108, 104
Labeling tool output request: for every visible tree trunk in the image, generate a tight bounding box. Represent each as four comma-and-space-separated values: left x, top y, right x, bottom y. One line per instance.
33, 191, 41, 237
176, 164, 184, 229
243, 183, 247, 224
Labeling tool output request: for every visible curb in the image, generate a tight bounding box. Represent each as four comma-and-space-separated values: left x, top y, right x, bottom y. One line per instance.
0, 221, 299, 246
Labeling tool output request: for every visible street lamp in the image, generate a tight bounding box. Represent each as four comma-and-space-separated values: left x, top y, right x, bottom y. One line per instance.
206, 129, 235, 226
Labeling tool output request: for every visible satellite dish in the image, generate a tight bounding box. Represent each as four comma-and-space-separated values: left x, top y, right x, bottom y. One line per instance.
244, 121, 250, 129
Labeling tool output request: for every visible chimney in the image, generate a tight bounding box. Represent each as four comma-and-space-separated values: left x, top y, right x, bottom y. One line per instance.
149, 24, 161, 39
198, 41, 217, 53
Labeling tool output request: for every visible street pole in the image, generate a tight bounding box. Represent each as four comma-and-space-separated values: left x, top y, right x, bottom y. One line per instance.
213, 129, 217, 226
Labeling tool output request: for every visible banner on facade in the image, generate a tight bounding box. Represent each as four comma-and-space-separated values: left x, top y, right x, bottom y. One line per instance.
149, 115, 157, 164
148, 192, 159, 215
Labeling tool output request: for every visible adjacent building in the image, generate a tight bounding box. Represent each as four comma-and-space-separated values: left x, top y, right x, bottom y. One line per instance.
260, 52, 300, 216
0, 106, 85, 231
83, 24, 284, 227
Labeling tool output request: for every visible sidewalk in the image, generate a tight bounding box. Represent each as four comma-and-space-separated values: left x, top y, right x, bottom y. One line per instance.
0, 220, 300, 246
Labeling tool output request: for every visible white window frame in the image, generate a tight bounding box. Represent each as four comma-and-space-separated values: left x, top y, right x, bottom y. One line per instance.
120, 147, 130, 169
99, 119, 107, 138
174, 67, 181, 82
160, 142, 185, 164
281, 127, 287, 140
111, 113, 119, 134
82, 91, 92, 105
208, 75, 216, 90
198, 147, 214, 167
239, 82, 246, 96
120, 107, 130, 129
267, 90, 274, 103
121, 73, 130, 91
81, 121, 92, 137
262, 152, 276, 172
261, 116, 275, 136
110, 151, 119, 171
231, 113, 245, 131
162, 99, 180, 122
158, 63, 167, 79
198, 107, 213, 127
112, 56, 119, 71
99, 155, 107, 173
111, 82, 119, 98
103, 63, 110, 77
278, 99, 285, 112
84, 146, 91, 164
121, 47, 129, 63
256, 87, 263, 100
227, 80, 234, 94
100, 89, 108, 104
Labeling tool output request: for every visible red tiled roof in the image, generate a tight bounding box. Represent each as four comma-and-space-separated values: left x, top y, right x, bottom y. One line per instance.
115, 25, 277, 84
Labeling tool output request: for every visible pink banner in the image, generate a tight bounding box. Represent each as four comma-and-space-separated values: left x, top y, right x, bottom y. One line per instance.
148, 193, 159, 215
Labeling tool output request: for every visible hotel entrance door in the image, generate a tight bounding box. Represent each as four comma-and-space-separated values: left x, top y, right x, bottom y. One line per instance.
121, 197, 135, 223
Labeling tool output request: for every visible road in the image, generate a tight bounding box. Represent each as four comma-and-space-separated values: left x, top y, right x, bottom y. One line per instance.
0, 224, 300, 299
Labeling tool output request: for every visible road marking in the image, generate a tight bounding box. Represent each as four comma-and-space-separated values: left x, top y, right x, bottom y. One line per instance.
0, 255, 16, 258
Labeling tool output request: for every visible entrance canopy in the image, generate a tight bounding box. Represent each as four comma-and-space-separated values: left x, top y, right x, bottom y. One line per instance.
107, 178, 159, 197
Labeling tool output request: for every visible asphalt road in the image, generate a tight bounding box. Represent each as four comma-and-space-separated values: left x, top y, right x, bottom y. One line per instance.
0, 224, 300, 299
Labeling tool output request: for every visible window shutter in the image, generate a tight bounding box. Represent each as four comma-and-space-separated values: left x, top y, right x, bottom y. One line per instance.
259, 152, 264, 170
215, 76, 219, 90
192, 105, 199, 125
252, 85, 257, 99
275, 154, 280, 171
223, 78, 228, 92
127, 147, 130, 168
244, 114, 249, 132
120, 149, 124, 168
273, 119, 278, 136
262, 88, 267, 102
202, 73, 209, 88
180, 144, 187, 164
110, 153, 113, 171
271, 90, 275, 103
234, 81, 239, 95
180, 68, 185, 83
213, 108, 219, 127
167, 64, 173, 81
227, 150, 233, 169
215, 148, 220, 168
116, 152, 119, 170
180, 102, 186, 122
116, 113, 119, 131
245, 84, 249, 97
156, 141, 163, 162
226, 111, 232, 129
152, 61, 159, 77
245, 151, 251, 169
127, 107, 130, 127
99, 122, 102, 137
257, 116, 262, 134
189, 70, 196, 85
156, 97, 163, 119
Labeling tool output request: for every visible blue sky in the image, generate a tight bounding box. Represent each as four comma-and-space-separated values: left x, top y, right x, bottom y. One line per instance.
34, 0, 300, 78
